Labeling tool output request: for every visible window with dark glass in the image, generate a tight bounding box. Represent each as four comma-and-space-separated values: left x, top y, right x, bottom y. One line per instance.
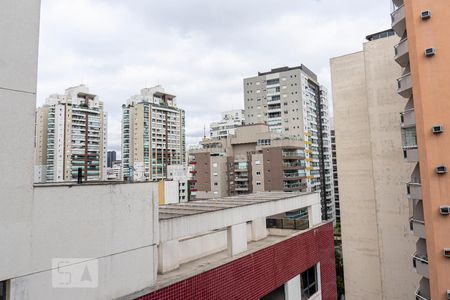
0, 280, 7, 300
301, 265, 318, 299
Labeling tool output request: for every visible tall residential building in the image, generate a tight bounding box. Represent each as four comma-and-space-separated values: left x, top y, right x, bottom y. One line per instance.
34, 85, 108, 183
330, 119, 340, 222
107, 150, 116, 168
331, 30, 418, 299
391, 0, 450, 298
243, 66, 334, 220
210, 109, 245, 139
188, 124, 306, 200
121, 85, 186, 182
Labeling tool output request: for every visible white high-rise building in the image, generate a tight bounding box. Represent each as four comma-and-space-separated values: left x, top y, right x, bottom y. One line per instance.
243, 66, 334, 220
210, 109, 245, 139
34, 85, 108, 182
121, 85, 186, 181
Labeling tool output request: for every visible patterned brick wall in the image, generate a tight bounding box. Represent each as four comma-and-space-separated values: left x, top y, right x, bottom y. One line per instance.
138, 222, 336, 300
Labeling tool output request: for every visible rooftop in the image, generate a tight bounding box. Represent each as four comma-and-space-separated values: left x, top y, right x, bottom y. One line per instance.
159, 192, 306, 220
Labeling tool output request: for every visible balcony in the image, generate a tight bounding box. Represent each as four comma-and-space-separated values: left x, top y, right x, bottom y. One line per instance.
404, 147, 419, 163
410, 217, 426, 239
391, 5, 406, 36
397, 73, 413, 98
412, 252, 429, 278
392, 0, 403, 8
395, 38, 409, 67
407, 182, 422, 200
415, 278, 430, 300
400, 108, 415, 128
235, 185, 249, 192
282, 150, 305, 159
283, 161, 305, 170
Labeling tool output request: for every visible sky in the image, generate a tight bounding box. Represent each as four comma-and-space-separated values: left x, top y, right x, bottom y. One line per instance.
37, 0, 393, 156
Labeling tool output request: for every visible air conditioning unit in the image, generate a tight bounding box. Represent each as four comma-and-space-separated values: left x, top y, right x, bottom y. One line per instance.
425, 48, 436, 57
440, 206, 450, 215
432, 125, 444, 134
444, 248, 450, 258
447, 290, 450, 300
436, 166, 448, 174
421, 10, 432, 20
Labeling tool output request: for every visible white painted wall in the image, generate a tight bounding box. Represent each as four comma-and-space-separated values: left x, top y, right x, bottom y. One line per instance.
10, 183, 159, 300
0, 0, 41, 282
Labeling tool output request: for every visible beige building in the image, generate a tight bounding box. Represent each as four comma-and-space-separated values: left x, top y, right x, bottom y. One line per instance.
188, 124, 306, 200
244, 66, 334, 220
121, 85, 186, 182
34, 85, 108, 182
331, 30, 418, 299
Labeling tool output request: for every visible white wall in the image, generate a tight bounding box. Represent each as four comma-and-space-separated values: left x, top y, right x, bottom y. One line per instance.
0, 0, 41, 282
10, 183, 159, 300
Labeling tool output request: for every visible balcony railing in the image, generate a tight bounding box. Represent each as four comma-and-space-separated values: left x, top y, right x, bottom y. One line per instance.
407, 182, 422, 200
394, 38, 409, 67
415, 289, 430, 300
410, 217, 426, 239
412, 252, 429, 278
391, 4, 406, 36
397, 73, 413, 98
400, 108, 416, 128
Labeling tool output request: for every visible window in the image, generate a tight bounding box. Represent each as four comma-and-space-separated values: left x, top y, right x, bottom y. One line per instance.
256, 171, 261, 176
213, 172, 218, 176
256, 181, 261, 186
301, 265, 318, 298
212, 163, 218, 168
0, 281, 6, 300
214, 182, 218, 186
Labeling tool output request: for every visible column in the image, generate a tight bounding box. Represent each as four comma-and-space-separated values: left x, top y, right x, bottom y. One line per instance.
227, 223, 248, 256
157, 239, 179, 274
251, 218, 268, 241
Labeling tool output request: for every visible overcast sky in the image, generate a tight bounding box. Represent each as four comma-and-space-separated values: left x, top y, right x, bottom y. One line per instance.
37, 0, 393, 156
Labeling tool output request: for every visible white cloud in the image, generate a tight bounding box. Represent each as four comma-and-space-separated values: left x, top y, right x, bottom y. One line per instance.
37, 0, 392, 157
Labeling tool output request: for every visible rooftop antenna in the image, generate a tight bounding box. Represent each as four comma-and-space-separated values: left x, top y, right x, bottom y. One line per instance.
203, 125, 206, 139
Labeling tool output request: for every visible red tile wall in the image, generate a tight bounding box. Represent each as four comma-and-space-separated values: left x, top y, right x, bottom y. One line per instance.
137, 222, 336, 300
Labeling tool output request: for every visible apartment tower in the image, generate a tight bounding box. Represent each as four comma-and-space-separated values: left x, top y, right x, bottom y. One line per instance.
121, 85, 186, 181
392, 0, 450, 298
243, 66, 334, 220
209, 109, 245, 139
35, 85, 108, 182
331, 30, 418, 299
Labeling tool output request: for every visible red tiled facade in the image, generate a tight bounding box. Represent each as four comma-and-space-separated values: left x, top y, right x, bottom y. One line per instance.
138, 222, 336, 300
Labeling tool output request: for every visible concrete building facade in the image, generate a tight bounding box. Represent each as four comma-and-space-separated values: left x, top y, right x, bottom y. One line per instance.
209, 109, 245, 139
391, 0, 450, 298
331, 30, 418, 299
188, 124, 307, 200
243, 66, 334, 220
121, 86, 186, 182
34, 85, 108, 183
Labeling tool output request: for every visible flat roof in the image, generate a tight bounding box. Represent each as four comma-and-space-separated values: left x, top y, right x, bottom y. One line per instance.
159, 192, 310, 220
